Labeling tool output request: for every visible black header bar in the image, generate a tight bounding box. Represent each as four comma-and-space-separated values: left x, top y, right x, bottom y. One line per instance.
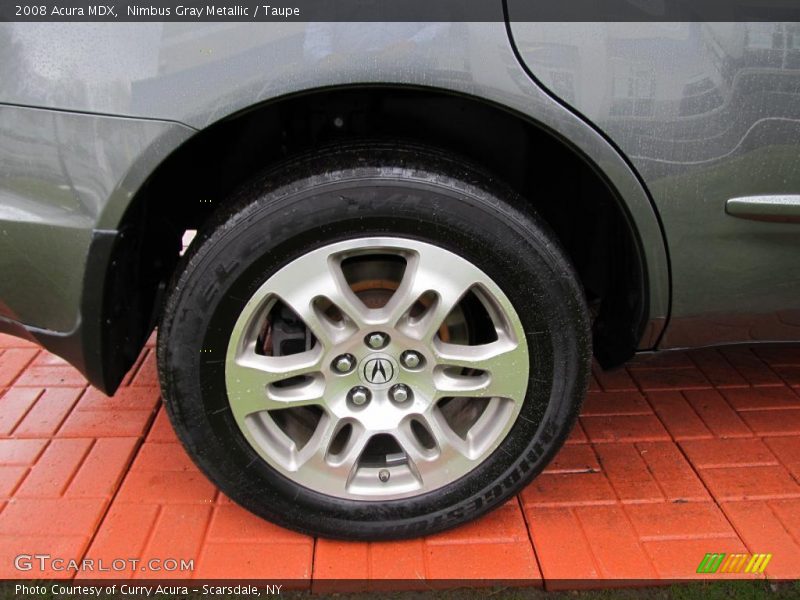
1, 0, 799, 23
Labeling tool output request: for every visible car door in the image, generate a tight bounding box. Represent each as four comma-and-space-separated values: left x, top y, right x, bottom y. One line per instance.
506, 16, 800, 348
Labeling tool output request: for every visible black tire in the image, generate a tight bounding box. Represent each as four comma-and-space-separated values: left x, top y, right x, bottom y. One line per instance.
157, 143, 591, 540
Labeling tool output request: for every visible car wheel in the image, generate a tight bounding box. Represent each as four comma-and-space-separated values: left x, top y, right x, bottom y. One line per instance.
157, 143, 591, 540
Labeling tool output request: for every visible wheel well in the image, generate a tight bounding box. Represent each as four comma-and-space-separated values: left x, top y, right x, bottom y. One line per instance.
105, 86, 648, 389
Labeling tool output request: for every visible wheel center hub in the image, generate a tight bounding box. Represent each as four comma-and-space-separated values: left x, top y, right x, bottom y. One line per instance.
359, 354, 398, 386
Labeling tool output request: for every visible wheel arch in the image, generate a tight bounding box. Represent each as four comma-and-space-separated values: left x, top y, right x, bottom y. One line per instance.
92, 84, 668, 393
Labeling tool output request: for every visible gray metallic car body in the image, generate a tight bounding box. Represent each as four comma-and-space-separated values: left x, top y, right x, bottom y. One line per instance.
0, 17, 798, 392
508, 19, 800, 348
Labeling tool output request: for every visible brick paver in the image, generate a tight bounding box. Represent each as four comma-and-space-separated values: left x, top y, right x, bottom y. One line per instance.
0, 331, 799, 588
0, 334, 159, 579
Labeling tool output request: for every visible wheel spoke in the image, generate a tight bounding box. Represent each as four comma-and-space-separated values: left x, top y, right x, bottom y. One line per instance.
399, 411, 474, 471
394, 423, 435, 472
391, 253, 479, 340
378, 252, 422, 325
432, 337, 528, 399
268, 254, 367, 346
297, 419, 371, 485
227, 347, 324, 416
319, 255, 373, 329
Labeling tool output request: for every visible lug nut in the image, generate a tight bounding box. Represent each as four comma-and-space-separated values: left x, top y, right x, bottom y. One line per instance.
333, 354, 355, 374
401, 351, 423, 369
349, 386, 371, 406
389, 383, 412, 403
366, 332, 389, 349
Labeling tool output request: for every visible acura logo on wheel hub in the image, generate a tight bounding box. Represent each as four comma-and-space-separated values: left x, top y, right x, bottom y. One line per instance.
363, 357, 395, 384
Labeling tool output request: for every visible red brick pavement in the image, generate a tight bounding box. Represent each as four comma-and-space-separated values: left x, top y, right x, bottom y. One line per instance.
1, 332, 799, 588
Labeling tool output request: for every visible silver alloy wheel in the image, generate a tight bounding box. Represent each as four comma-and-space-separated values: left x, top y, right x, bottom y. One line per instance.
225, 237, 529, 500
